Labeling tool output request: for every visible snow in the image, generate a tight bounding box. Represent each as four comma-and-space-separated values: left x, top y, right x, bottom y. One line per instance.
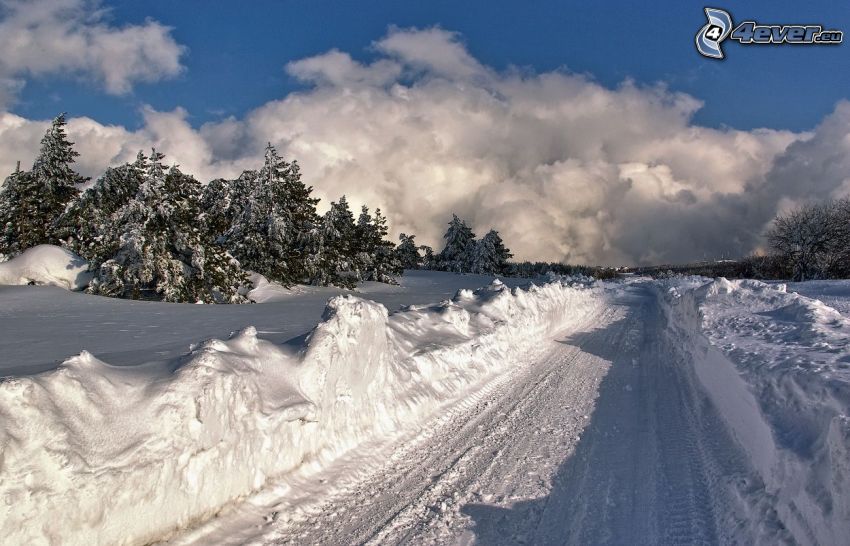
0, 275, 603, 546
3, 269, 850, 544
786, 279, 850, 318
0, 270, 531, 377
0, 244, 92, 290
657, 277, 850, 545
172, 280, 805, 545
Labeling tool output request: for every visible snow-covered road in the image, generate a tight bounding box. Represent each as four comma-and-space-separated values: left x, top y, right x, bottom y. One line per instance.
4, 275, 848, 545
170, 284, 779, 545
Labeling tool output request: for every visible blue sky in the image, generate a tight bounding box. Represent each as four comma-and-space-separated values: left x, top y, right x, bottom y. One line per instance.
10, 0, 850, 132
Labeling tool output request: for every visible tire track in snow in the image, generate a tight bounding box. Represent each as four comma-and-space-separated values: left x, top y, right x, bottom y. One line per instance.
529, 285, 783, 545
257, 303, 621, 545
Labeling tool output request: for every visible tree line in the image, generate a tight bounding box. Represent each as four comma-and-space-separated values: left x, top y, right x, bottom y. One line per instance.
0, 114, 530, 303
394, 214, 513, 275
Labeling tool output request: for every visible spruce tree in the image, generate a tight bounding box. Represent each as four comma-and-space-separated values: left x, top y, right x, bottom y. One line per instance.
88, 150, 247, 303
472, 229, 513, 275
0, 169, 33, 256
419, 244, 436, 270
370, 208, 401, 282
0, 113, 87, 255
439, 214, 476, 273
224, 144, 319, 285
395, 233, 421, 269
59, 151, 146, 261
489, 230, 513, 274
354, 204, 375, 277
313, 195, 357, 288
201, 177, 233, 240
280, 158, 321, 282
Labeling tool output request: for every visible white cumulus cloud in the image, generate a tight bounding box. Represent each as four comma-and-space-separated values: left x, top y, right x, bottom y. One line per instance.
0, 0, 185, 106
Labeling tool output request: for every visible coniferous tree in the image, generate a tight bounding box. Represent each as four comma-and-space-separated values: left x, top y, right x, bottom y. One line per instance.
395, 233, 422, 269
489, 229, 513, 274
0, 114, 87, 255
201, 178, 233, 240
59, 152, 146, 261
281, 159, 322, 282
88, 150, 247, 302
201, 169, 264, 244
351, 205, 400, 283
224, 144, 319, 285
472, 229, 513, 275
313, 195, 357, 288
0, 169, 33, 256
369, 208, 401, 282
439, 214, 476, 273
419, 244, 437, 270
354, 205, 375, 276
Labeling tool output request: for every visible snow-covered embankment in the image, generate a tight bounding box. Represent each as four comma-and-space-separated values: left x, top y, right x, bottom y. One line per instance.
656, 278, 850, 545
0, 278, 603, 545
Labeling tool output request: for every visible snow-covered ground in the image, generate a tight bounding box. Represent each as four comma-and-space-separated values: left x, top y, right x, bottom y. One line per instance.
0, 272, 600, 545
0, 269, 527, 376
786, 279, 850, 318
2, 270, 850, 545
657, 277, 850, 545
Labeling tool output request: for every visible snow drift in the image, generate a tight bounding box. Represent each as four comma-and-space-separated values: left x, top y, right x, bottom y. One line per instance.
0, 244, 92, 290
657, 277, 850, 545
0, 278, 603, 545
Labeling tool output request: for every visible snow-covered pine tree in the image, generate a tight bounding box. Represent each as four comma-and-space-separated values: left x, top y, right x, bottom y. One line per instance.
0, 113, 87, 255
59, 151, 146, 261
313, 195, 357, 288
202, 169, 260, 245
89, 150, 247, 303
488, 229, 513, 274
419, 244, 436, 270
354, 204, 375, 277
351, 205, 400, 283
201, 178, 233, 240
472, 229, 513, 275
438, 214, 476, 273
395, 233, 422, 269
370, 208, 401, 283
0, 169, 34, 256
224, 144, 319, 285
280, 158, 321, 282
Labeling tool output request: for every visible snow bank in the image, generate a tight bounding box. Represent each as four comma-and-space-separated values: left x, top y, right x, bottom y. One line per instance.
787, 279, 850, 318
0, 244, 92, 290
656, 277, 850, 545
242, 271, 294, 302
0, 278, 604, 545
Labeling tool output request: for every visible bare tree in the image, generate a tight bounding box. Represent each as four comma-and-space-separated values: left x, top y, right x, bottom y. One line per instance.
833, 197, 850, 278
767, 200, 845, 281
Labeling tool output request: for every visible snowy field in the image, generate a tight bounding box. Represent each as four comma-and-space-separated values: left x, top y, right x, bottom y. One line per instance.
2, 267, 850, 545
0, 267, 527, 376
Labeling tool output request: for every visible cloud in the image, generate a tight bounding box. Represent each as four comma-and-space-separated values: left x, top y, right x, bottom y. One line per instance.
0, 0, 185, 105
7, 25, 850, 265
375, 26, 486, 80
286, 50, 402, 87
